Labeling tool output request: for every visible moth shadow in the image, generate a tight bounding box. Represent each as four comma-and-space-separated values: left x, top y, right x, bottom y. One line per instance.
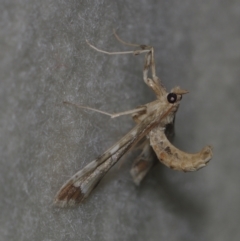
145, 161, 208, 234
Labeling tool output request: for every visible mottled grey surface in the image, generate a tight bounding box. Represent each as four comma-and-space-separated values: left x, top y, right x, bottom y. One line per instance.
1, 1, 240, 240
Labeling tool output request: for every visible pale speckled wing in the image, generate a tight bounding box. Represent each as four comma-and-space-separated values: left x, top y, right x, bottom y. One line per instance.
130, 140, 157, 186
149, 127, 213, 172
54, 112, 160, 207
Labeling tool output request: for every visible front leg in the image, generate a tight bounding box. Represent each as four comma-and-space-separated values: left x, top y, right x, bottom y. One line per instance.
86, 30, 167, 98
142, 47, 167, 97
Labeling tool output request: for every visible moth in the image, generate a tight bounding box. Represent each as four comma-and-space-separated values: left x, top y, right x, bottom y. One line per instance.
55, 31, 213, 207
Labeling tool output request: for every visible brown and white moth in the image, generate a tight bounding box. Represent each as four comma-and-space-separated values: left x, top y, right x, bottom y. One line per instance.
55, 31, 213, 207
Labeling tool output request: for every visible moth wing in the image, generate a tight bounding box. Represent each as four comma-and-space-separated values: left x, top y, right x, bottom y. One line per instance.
130, 140, 157, 185
54, 116, 158, 207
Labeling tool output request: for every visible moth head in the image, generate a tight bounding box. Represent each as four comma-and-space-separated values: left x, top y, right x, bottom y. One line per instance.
167, 86, 188, 104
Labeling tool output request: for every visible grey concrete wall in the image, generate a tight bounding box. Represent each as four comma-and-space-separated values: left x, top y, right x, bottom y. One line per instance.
1, 0, 240, 240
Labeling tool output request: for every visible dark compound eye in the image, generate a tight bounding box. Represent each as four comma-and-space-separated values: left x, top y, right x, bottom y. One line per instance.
167, 93, 177, 103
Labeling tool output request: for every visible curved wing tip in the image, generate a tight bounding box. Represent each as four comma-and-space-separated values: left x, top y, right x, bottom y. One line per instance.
202, 145, 213, 161
54, 198, 68, 208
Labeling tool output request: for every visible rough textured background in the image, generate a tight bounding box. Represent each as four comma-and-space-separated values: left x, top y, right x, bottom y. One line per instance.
1, 0, 240, 240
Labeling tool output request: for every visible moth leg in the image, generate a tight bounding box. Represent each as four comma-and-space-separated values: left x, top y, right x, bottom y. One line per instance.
142, 50, 167, 97
110, 106, 146, 118
86, 31, 166, 97
86, 39, 150, 56
63, 101, 146, 118
86, 29, 152, 55
113, 28, 145, 47
130, 139, 157, 185
113, 30, 166, 97
149, 127, 213, 172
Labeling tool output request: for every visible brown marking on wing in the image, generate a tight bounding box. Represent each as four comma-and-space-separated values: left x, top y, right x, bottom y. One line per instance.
69, 186, 85, 203
55, 181, 84, 205
135, 159, 149, 171
159, 152, 166, 160
130, 158, 154, 186
130, 140, 157, 185
164, 146, 172, 155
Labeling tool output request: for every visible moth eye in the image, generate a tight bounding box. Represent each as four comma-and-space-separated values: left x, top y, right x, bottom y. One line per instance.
167, 93, 177, 103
